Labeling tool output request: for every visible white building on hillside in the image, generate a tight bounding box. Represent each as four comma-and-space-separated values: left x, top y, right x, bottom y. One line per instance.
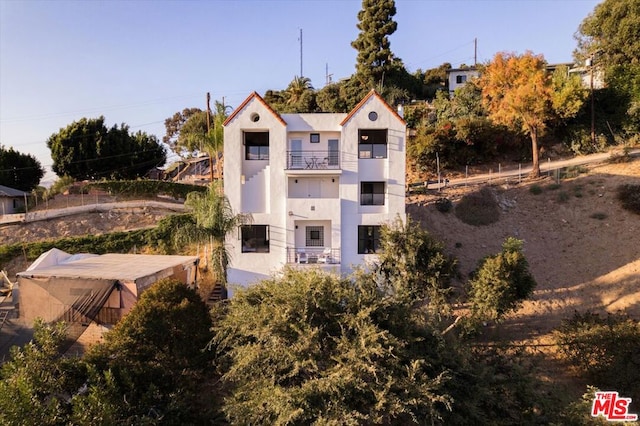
447, 67, 480, 95
223, 90, 406, 289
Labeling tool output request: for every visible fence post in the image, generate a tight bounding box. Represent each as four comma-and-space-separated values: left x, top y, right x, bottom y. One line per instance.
518, 164, 522, 183
465, 165, 468, 187
547, 158, 551, 177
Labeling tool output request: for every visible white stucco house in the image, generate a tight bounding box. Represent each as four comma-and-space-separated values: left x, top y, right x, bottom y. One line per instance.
447, 67, 480, 95
223, 90, 406, 290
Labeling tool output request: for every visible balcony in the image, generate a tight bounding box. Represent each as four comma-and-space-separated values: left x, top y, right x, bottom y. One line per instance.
286, 247, 341, 265
286, 150, 340, 170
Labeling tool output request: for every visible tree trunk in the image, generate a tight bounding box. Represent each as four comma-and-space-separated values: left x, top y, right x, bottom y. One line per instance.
529, 126, 540, 178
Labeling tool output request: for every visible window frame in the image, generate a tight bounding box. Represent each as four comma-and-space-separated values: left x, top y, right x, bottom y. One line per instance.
244, 131, 270, 160
358, 225, 381, 254
358, 129, 388, 159
305, 226, 324, 247
360, 181, 385, 205
240, 225, 270, 253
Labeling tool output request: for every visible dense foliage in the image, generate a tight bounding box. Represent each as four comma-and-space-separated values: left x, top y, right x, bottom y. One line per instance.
0, 145, 44, 192
86, 179, 206, 200
468, 237, 537, 322
47, 116, 166, 181
212, 263, 553, 425
554, 311, 640, 403
0, 213, 193, 265
85, 278, 217, 423
617, 183, 640, 214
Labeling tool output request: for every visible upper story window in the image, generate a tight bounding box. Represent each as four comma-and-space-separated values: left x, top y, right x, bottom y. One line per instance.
241, 225, 270, 253
358, 225, 381, 254
360, 182, 385, 205
358, 129, 387, 159
244, 131, 269, 160
310, 133, 320, 143
456, 75, 467, 84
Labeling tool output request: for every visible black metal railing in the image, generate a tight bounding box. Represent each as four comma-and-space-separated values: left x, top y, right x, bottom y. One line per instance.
286, 151, 340, 170
286, 247, 341, 264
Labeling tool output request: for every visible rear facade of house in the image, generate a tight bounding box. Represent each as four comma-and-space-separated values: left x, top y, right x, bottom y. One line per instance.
223, 90, 406, 290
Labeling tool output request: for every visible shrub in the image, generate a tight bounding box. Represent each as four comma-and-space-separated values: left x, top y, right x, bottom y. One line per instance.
454, 187, 500, 226
467, 237, 536, 322
529, 184, 543, 195
554, 311, 640, 402
617, 183, 640, 214
546, 183, 561, 191
435, 197, 453, 213
557, 191, 570, 203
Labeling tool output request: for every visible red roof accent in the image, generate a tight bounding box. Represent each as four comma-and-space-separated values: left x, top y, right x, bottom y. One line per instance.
223, 91, 287, 127
339, 89, 406, 126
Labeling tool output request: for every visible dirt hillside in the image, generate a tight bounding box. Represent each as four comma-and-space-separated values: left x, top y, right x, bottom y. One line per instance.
408, 158, 640, 345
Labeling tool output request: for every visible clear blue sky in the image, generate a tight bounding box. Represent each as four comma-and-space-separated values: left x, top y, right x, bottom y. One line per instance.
0, 0, 600, 185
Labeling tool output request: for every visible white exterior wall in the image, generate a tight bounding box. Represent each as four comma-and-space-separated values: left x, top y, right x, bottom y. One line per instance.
224, 92, 406, 292
448, 68, 480, 95
339, 95, 406, 272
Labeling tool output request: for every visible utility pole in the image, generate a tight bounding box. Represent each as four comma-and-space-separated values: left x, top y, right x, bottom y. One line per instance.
474, 38, 477, 67
206, 92, 214, 183
587, 56, 595, 146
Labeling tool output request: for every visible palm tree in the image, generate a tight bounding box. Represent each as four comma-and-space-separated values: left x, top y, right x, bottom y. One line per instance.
174, 182, 251, 292
286, 76, 313, 105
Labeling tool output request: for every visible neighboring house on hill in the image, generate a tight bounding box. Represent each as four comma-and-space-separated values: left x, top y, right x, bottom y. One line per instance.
0, 184, 28, 215
447, 67, 480, 95
163, 153, 223, 184
16, 249, 199, 349
223, 90, 406, 289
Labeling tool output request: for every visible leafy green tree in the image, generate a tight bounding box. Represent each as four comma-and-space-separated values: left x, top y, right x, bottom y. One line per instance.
85, 278, 217, 423
47, 117, 166, 181
376, 217, 457, 307
468, 237, 536, 322
351, 0, 398, 88
575, 0, 640, 67
212, 268, 456, 425
478, 51, 552, 177
422, 62, 452, 100
162, 107, 202, 148
0, 320, 87, 425
575, 0, 640, 137
173, 183, 251, 288
0, 145, 45, 191
550, 65, 589, 120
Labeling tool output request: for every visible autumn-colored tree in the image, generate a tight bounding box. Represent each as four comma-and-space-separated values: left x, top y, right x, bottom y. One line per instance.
478, 51, 552, 177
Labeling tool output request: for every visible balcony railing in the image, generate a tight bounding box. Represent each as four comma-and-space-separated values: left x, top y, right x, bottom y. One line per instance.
286, 151, 340, 170
286, 247, 341, 264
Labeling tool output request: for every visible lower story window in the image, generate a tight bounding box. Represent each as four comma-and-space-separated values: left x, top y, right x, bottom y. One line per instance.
358, 225, 381, 254
306, 226, 324, 247
241, 225, 270, 253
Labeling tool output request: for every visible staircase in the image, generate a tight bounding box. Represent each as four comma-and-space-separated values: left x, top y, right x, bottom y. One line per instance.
207, 282, 228, 304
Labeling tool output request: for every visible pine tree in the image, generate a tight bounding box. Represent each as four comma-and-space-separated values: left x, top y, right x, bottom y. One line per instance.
351, 0, 398, 88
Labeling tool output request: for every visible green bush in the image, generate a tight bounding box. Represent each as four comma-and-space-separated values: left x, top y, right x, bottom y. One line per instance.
454, 187, 500, 226
435, 197, 453, 213
557, 191, 570, 203
617, 183, 640, 214
554, 311, 640, 402
529, 184, 543, 195
86, 180, 206, 200
0, 214, 192, 266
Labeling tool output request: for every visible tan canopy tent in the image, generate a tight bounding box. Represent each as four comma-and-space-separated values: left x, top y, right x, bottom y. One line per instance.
17, 250, 199, 327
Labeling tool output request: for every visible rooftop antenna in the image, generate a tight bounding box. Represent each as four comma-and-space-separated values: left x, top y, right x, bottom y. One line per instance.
325, 63, 333, 85
299, 28, 303, 77
474, 38, 477, 67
